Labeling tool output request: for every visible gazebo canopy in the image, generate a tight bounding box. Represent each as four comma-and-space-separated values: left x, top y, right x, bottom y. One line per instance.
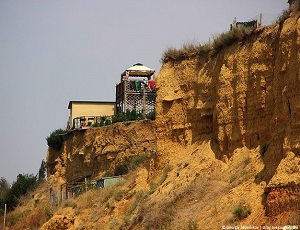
121, 63, 155, 77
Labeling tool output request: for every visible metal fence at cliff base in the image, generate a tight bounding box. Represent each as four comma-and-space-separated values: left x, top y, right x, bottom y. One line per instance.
49, 176, 124, 204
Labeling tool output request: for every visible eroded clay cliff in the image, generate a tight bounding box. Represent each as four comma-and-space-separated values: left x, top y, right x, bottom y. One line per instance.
156, 13, 300, 217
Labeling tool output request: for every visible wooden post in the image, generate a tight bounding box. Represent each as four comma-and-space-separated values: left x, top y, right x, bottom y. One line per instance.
3, 203, 7, 228
66, 183, 68, 200
85, 178, 88, 193
142, 85, 146, 116
50, 188, 53, 203
60, 184, 63, 203
259, 13, 262, 27
123, 80, 127, 113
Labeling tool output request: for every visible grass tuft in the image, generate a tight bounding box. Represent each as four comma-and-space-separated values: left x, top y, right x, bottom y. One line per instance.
233, 203, 251, 220
161, 27, 255, 63
128, 153, 150, 170
210, 27, 254, 56
161, 43, 211, 63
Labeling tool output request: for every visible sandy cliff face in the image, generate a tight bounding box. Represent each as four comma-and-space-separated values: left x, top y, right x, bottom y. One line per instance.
156, 13, 300, 217
47, 120, 156, 190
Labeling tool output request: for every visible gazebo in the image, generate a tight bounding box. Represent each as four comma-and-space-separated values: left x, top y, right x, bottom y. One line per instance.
115, 63, 156, 115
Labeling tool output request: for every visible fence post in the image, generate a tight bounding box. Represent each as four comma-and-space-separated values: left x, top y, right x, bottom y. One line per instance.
85, 178, 88, 193
124, 80, 127, 113
259, 13, 262, 27
143, 86, 146, 116
66, 183, 68, 200
3, 203, 7, 228
50, 188, 52, 202
60, 184, 63, 203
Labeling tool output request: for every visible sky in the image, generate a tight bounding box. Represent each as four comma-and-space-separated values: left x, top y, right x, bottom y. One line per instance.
0, 0, 288, 184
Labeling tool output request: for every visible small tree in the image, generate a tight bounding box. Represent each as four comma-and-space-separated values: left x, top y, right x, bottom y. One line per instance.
0, 177, 10, 199
0, 177, 10, 214
5, 174, 37, 211
38, 160, 46, 182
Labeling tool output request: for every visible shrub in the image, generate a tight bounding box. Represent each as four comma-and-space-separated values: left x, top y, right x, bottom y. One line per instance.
161, 43, 211, 63
114, 153, 150, 176
6, 213, 22, 226
149, 164, 173, 194
15, 205, 50, 229
92, 116, 111, 127
233, 204, 251, 219
105, 119, 112, 126
149, 181, 159, 194
99, 120, 105, 126
157, 165, 172, 186
123, 190, 150, 225
128, 153, 150, 170
63, 200, 77, 209
140, 202, 175, 229
99, 187, 115, 204
211, 27, 253, 56
126, 109, 141, 121
46, 128, 66, 150
112, 112, 126, 123
136, 113, 145, 121
161, 26, 255, 62
146, 110, 156, 120
127, 109, 136, 121
161, 47, 179, 63
92, 122, 101, 127
187, 220, 200, 230
113, 189, 125, 201
112, 110, 154, 124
